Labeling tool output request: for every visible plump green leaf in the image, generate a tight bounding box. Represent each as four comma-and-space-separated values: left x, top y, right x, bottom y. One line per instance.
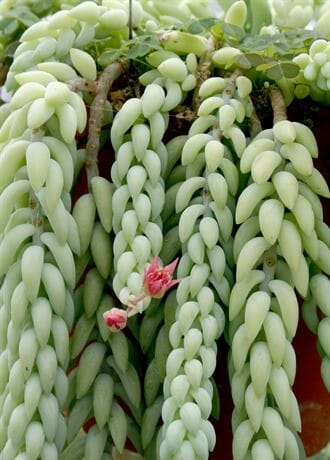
237, 52, 265, 69
97, 50, 123, 66
262, 62, 300, 80
221, 22, 246, 41
188, 17, 217, 34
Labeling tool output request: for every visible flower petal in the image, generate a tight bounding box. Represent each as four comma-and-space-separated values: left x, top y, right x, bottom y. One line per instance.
148, 255, 160, 272
165, 257, 179, 275
166, 279, 181, 290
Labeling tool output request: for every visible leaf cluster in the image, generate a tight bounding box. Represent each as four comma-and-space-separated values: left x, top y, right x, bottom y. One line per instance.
162, 16, 321, 83
96, 34, 162, 68
217, 21, 321, 83
0, 0, 55, 57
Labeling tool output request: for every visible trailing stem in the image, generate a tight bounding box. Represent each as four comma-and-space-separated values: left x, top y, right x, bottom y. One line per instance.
259, 246, 277, 293
248, 102, 262, 138
85, 60, 127, 187
193, 37, 216, 111
268, 84, 287, 123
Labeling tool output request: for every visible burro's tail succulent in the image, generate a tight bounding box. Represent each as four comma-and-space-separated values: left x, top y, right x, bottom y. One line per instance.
0, 1, 329, 459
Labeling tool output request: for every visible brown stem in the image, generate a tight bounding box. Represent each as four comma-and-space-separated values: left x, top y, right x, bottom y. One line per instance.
249, 104, 263, 138
68, 77, 97, 94
222, 68, 243, 101
29, 129, 47, 245
0, 60, 9, 87
268, 85, 287, 124
85, 60, 127, 188
259, 246, 277, 293
192, 37, 216, 112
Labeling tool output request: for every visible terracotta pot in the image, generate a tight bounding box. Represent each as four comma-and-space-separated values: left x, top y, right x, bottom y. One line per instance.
294, 319, 330, 456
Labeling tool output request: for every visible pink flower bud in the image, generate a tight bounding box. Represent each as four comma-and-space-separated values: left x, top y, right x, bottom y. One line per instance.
103, 308, 127, 332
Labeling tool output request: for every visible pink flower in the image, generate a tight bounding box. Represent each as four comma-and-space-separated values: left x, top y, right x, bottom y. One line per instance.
143, 255, 180, 297
130, 256, 181, 306
103, 308, 128, 332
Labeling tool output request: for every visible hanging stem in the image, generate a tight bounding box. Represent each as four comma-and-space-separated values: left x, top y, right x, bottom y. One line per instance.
29, 129, 47, 245
192, 37, 215, 112
30, 192, 43, 246
249, 103, 262, 138
85, 61, 127, 188
268, 84, 287, 123
222, 67, 243, 102
259, 246, 277, 293
258, 85, 286, 291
